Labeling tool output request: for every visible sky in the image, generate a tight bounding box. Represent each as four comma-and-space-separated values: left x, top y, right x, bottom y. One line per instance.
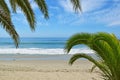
0, 0, 120, 38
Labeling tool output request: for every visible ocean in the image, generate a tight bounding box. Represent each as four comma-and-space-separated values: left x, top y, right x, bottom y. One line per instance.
0, 38, 95, 60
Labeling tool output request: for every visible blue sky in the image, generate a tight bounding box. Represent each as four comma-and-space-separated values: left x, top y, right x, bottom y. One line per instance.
0, 0, 120, 38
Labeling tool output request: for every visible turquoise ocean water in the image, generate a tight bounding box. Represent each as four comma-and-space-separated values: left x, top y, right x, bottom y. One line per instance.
0, 38, 67, 48
0, 38, 95, 60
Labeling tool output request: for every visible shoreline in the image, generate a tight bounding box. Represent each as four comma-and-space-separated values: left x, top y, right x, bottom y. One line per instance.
0, 54, 98, 61
0, 48, 94, 54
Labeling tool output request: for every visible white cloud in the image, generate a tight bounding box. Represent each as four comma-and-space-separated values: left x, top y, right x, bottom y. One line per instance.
37, 22, 49, 27
5, 0, 120, 27
59, 0, 74, 13
59, 0, 120, 27
81, 0, 106, 13
93, 2, 120, 27
108, 21, 120, 27
30, 1, 38, 10
59, 0, 106, 13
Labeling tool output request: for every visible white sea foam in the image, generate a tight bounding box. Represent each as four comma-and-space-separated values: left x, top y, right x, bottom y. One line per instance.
0, 48, 95, 54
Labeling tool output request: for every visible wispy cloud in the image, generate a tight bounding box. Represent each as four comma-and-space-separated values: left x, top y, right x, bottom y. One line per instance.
30, 1, 38, 10
5, 0, 120, 27
59, 0, 120, 27
59, 0, 106, 13
108, 21, 120, 27
59, 0, 74, 13
90, 0, 120, 27
82, 0, 108, 13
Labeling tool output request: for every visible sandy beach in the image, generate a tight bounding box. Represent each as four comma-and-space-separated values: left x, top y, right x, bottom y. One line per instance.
0, 60, 101, 80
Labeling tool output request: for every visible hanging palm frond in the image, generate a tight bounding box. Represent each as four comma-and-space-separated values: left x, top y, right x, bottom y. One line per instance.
65, 32, 120, 80
0, 9, 19, 47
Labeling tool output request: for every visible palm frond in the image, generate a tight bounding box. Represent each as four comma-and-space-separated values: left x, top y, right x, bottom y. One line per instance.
65, 33, 92, 53
69, 53, 111, 78
90, 64, 96, 72
71, 0, 82, 12
93, 32, 120, 56
69, 53, 97, 65
10, 0, 36, 30
0, 0, 10, 16
65, 32, 120, 80
35, 0, 49, 19
9, 0, 17, 13
0, 10, 19, 47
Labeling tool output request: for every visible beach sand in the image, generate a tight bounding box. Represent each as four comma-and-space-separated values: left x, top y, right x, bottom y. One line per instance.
0, 60, 102, 80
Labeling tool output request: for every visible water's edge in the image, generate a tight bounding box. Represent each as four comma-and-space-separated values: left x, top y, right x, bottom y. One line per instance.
0, 54, 98, 61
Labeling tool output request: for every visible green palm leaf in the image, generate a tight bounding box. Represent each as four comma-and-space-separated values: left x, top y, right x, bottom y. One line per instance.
9, 0, 17, 13
0, 10, 19, 47
69, 53, 98, 65
0, 0, 10, 16
71, 0, 82, 12
65, 33, 92, 53
65, 32, 120, 80
35, 0, 49, 19
69, 53, 111, 79
10, 0, 36, 30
